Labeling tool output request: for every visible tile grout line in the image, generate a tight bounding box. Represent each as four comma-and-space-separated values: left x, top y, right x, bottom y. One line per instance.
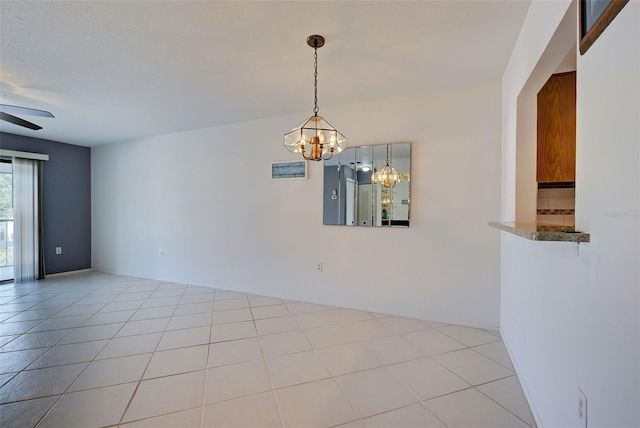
469, 344, 516, 371
116, 280, 189, 426
91, 278, 162, 427
198, 286, 219, 428
253, 299, 288, 428
306, 318, 362, 426
474, 382, 536, 427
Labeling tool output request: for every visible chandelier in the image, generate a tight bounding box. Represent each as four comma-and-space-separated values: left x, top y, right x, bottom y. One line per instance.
284, 35, 346, 161
372, 145, 404, 188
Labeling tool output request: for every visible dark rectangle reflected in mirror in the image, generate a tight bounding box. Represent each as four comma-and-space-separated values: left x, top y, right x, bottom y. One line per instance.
323, 142, 410, 227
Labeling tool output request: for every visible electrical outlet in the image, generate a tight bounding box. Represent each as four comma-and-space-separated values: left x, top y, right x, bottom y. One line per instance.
159, 249, 164, 256
316, 262, 322, 272
55, 247, 62, 255
577, 388, 587, 428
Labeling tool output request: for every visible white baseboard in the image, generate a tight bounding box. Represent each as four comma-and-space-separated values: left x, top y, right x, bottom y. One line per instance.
501, 327, 544, 428
45, 268, 93, 278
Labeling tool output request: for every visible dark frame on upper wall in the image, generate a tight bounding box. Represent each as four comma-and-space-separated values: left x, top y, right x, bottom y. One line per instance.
579, 0, 629, 54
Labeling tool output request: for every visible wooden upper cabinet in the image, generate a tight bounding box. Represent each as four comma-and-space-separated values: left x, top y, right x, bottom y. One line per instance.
537, 71, 576, 183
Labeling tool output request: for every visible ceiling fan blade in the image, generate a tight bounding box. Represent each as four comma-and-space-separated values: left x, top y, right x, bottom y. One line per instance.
0, 112, 43, 130
0, 104, 54, 118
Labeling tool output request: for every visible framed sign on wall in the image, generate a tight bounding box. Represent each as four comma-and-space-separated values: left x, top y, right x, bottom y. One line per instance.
271, 160, 307, 180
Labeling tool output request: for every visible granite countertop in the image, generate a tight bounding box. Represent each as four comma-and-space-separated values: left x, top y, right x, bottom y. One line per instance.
489, 222, 590, 243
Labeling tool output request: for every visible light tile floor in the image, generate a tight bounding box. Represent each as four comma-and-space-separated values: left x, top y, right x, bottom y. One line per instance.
0, 272, 536, 427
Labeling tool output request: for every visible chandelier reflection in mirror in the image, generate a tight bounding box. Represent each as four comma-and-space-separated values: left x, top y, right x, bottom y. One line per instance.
372, 144, 404, 188
284, 35, 346, 161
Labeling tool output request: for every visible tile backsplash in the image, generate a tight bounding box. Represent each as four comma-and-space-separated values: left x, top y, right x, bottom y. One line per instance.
537, 187, 575, 227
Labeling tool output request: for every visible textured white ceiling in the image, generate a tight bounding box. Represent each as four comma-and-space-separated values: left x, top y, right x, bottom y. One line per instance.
0, 1, 531, 147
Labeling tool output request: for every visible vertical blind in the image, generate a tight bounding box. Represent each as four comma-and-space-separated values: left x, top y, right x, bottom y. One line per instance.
12, 157, 43, 282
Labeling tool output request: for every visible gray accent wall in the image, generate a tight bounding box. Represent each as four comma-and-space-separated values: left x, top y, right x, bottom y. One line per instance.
0, 132, 91, 275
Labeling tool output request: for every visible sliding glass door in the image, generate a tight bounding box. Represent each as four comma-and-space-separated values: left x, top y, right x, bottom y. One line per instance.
0, 160, 13, 282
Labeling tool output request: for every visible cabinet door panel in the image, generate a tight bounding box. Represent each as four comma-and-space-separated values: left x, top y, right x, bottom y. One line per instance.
537, 71, 576, 183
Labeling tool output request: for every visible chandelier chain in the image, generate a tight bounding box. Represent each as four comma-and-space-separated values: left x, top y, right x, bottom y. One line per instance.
313, 47, 319, 115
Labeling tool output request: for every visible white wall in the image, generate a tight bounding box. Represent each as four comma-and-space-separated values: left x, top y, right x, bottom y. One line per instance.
515, 91, 537, 222
92, 78, 503, 329
501, 1, 639, 427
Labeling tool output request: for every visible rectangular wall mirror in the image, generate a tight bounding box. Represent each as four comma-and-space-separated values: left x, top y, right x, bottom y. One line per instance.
323, 142, 411, 227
